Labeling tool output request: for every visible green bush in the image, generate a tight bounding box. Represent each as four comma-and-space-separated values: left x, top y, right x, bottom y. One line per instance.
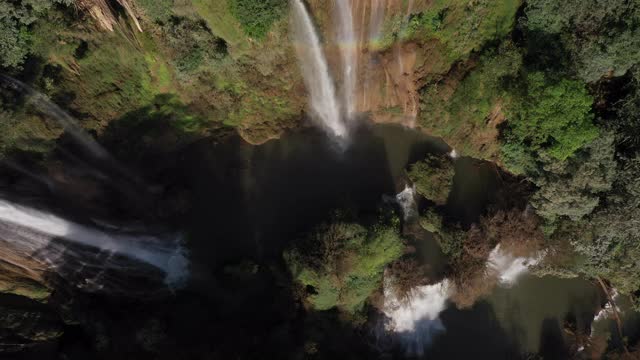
284, 219, 404, 314
530, 133, 617, 223
407, 154, 455, 205
228, 0, 287, 39
558, 156, 640, 300
419, 208, 444, 234
0, 0, 71, 68
610, 71, 640, 151
379, 0, 519, 65
504, 72, 598, 162
161, 16, 228, 75
419, 41, 522, 160
136, 0, 173, 23
524, 0, 640, 82
110, 94, 208, 134
500, 142, 536, 176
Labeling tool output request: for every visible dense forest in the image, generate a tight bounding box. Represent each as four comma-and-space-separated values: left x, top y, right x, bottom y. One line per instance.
1, 0, 640, 359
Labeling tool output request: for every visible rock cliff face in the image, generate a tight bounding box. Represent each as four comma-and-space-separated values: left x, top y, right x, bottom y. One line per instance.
302, 0, 518, 156
310, 0, 422, 126
0, 237, 51, 301
0, 0, 519, 157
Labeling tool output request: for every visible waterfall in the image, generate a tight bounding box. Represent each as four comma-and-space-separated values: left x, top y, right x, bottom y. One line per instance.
335, 0, 358, 119
291, 0, 347, 139
487, 244, 543, 285
591, 288, 621, 337
0, 76, 142, 190
383, 276, 451, 355
395, 184, 417, 221
0, 199, 189, 289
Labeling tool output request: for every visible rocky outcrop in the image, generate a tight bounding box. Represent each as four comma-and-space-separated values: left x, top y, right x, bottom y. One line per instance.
77, 0, 142, 32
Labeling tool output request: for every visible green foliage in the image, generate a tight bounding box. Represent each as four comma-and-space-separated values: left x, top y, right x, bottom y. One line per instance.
420, 41, 522, 160
0, 107, 60, 157
0, 0, 71, 68
435, 226, 467, 261
419, 208, 444, 234
609, 71, 640, 151
160, 16, 228, 75
504, 72, 598, 163
68, 37, 155, 124
228, 0, 287, 39
110, 94, 209, 134
285, 219, 404, 313
192, 0, 248, 48
524, 0, 640, 82
136, 0, 174, 23
101, 94, 210, 164
431, 0, 520, 63
407, 154, 455, 205
559, 155, 640, 297
380, 0, 519, 68
530, 133, 617, 223
500, 142, 536, 176
406, 9, 443, 37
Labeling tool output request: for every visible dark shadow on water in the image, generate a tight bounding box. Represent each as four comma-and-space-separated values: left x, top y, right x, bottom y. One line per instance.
180, 123, 447, 269
420, 301, 521, 359
446, 157, 500, 226
538, 318, 567, 360
0, 119, 614, 359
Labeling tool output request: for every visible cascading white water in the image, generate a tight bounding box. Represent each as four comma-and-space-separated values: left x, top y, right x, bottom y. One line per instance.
395, 184, 417, 221
487, 244, 543, 285
590, 288, 621, 338
0, 199, 189, 288
291, 0, 347, 139
1, 76, 142, 190
335, 0, 358, 119
383, 276, 451, 355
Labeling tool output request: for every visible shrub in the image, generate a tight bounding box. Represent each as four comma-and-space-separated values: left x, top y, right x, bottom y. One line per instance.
161, 16, 228, 74
609, 71, 640, 152
504, 72, 598, 162
0, 0, 71, 68
419, 208, 444, 234
529, 133, 617, 223
563, 155, 640, 298
419, 41, 522, 160
407, 154, 455, 205
284, 219, 404, 314
524, 0, 640, 82
227, 0, 287, 39
136, 0, 173, 23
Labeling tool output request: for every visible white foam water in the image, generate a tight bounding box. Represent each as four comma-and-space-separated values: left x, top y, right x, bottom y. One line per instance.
383, 275, 451, 355
395, 184, 417, 221
487, 244, 543, 285
0, 199, 189, 288
591, 288, 621, 337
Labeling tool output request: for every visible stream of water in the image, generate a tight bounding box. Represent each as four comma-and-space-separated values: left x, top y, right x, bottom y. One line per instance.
0, 199, 189, 289
291, 0, 347, 139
